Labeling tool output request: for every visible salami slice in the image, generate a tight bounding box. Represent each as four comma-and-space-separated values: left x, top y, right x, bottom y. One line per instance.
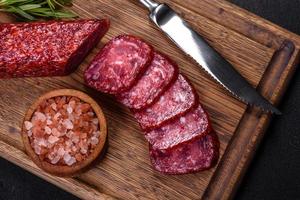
84, 35, 153, 94
0, 19, 109, 78
149, 132, 219, 174
145, 104, 211, 150
117, 51, 179, 110
134, 74, 197, 130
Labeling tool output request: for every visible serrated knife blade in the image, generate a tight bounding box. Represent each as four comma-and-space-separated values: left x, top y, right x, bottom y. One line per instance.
139, 0, 281, 114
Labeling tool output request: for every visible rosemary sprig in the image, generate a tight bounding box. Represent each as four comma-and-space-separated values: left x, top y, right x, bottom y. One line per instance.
0, 0, 77, 20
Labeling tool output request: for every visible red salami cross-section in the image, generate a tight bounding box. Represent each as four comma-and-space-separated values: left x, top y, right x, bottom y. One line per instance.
117, 51, 179, 110
149, 132, 219, 174
0, 19, 109, 78
134, 74, 197, 130
82, 34, 220, 174
145, 104, 211, 150
84, 35, 153, 94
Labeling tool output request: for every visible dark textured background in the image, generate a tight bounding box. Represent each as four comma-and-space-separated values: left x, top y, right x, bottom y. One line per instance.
0, 0, 300, 199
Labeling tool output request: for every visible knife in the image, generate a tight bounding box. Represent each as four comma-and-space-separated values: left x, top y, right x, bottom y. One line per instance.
139, 0, 281, 114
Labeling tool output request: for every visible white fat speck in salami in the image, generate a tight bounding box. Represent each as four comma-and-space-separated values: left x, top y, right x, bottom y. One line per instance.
84, 35, 153, 94
149, 132, 219, 174
145, 104, 211, 150
117, 51, 179, 110
134, 74, 197, 130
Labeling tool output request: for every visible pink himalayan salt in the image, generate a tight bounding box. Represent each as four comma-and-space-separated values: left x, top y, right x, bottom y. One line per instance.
35, 112, 46, 122
26, 96, 101, 166
50, 103, 57, 111
45, 126, 52, 135
24, 121, 33, 130
51, 155, 61, 164
48, 135, 59, 144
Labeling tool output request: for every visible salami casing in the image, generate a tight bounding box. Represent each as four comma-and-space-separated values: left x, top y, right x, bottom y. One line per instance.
117, 51, 178, 110
84, 35, 153, 94
134, 74, 197, 130
149, 132, 219, 174
145, 104, 211, 150
0, 19, 109, 78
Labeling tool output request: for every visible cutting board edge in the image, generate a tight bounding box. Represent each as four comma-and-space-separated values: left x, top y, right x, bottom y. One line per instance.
0, 1, 300, 199
203, 43, 300, 200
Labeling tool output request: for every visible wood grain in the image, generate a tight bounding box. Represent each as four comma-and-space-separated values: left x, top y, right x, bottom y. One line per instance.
0, 0, 300, 199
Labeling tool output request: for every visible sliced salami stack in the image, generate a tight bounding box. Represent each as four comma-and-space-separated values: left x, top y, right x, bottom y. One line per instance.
85, 35, 219, 174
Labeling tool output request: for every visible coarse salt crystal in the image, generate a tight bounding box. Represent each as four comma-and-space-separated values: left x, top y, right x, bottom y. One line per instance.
87, 112, 94, 117
24, 121, 33, 130
67, 106, 73, 114
66, 139, 72, 146
71, 135, 80, 144
90, 137, 99, 145
46, 114, 51, 120
34, 145, 41, 155
52, 128, 60, 137
57, 147, 65, 156
63, 153, 71, 163
57, 125, 67, 136
60, 131, 66, 137
80, 148, 87, 154
45, 126, 52, 135
35, 112, 46, 122
71, 146, 77, 152
53, 112, 61, 120
75, 106, 82, 115
63, 119, 73, 130
36, 138, 47, 147
48, 152, 55, 160
66, 157, 76, 166
69, 100, 76, 108
91, 118, 99, 125
68, 114, 75, 122
48, 135, 59, 144
46, 119, 52, 125
51, 155, 60, 164
66, 131, 73, 138
27, 130, 32, 137
93, 131, 100, 137
50, 103, 57, 111
62, 96, 67, 101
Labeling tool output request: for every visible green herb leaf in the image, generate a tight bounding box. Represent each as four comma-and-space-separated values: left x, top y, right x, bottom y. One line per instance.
18, 4, 41, 11
7, 6, 36, 20
0, 0, 77, 20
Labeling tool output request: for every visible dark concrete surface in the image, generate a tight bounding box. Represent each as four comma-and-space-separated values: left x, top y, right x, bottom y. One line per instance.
0, 0, 299, 199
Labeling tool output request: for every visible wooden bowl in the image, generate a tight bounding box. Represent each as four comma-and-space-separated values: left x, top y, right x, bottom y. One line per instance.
21, 89, 107, 177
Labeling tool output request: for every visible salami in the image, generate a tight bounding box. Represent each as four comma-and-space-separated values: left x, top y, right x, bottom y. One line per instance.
84, 35, 153, 94
0, 19, 110, 78
134, 74, 197, 130
145, 104, 211, 150
149, 132, 219, 174
117, 51, 179, 110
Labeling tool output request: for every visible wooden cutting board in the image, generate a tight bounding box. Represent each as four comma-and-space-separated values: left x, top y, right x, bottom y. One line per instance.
0, 0, 300, 199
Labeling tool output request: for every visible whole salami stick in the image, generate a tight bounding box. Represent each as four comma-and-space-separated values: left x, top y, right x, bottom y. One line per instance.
0, 19, 109, 78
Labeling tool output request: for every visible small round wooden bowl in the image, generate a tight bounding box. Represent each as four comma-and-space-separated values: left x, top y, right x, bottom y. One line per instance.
21, 89, 107, 177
